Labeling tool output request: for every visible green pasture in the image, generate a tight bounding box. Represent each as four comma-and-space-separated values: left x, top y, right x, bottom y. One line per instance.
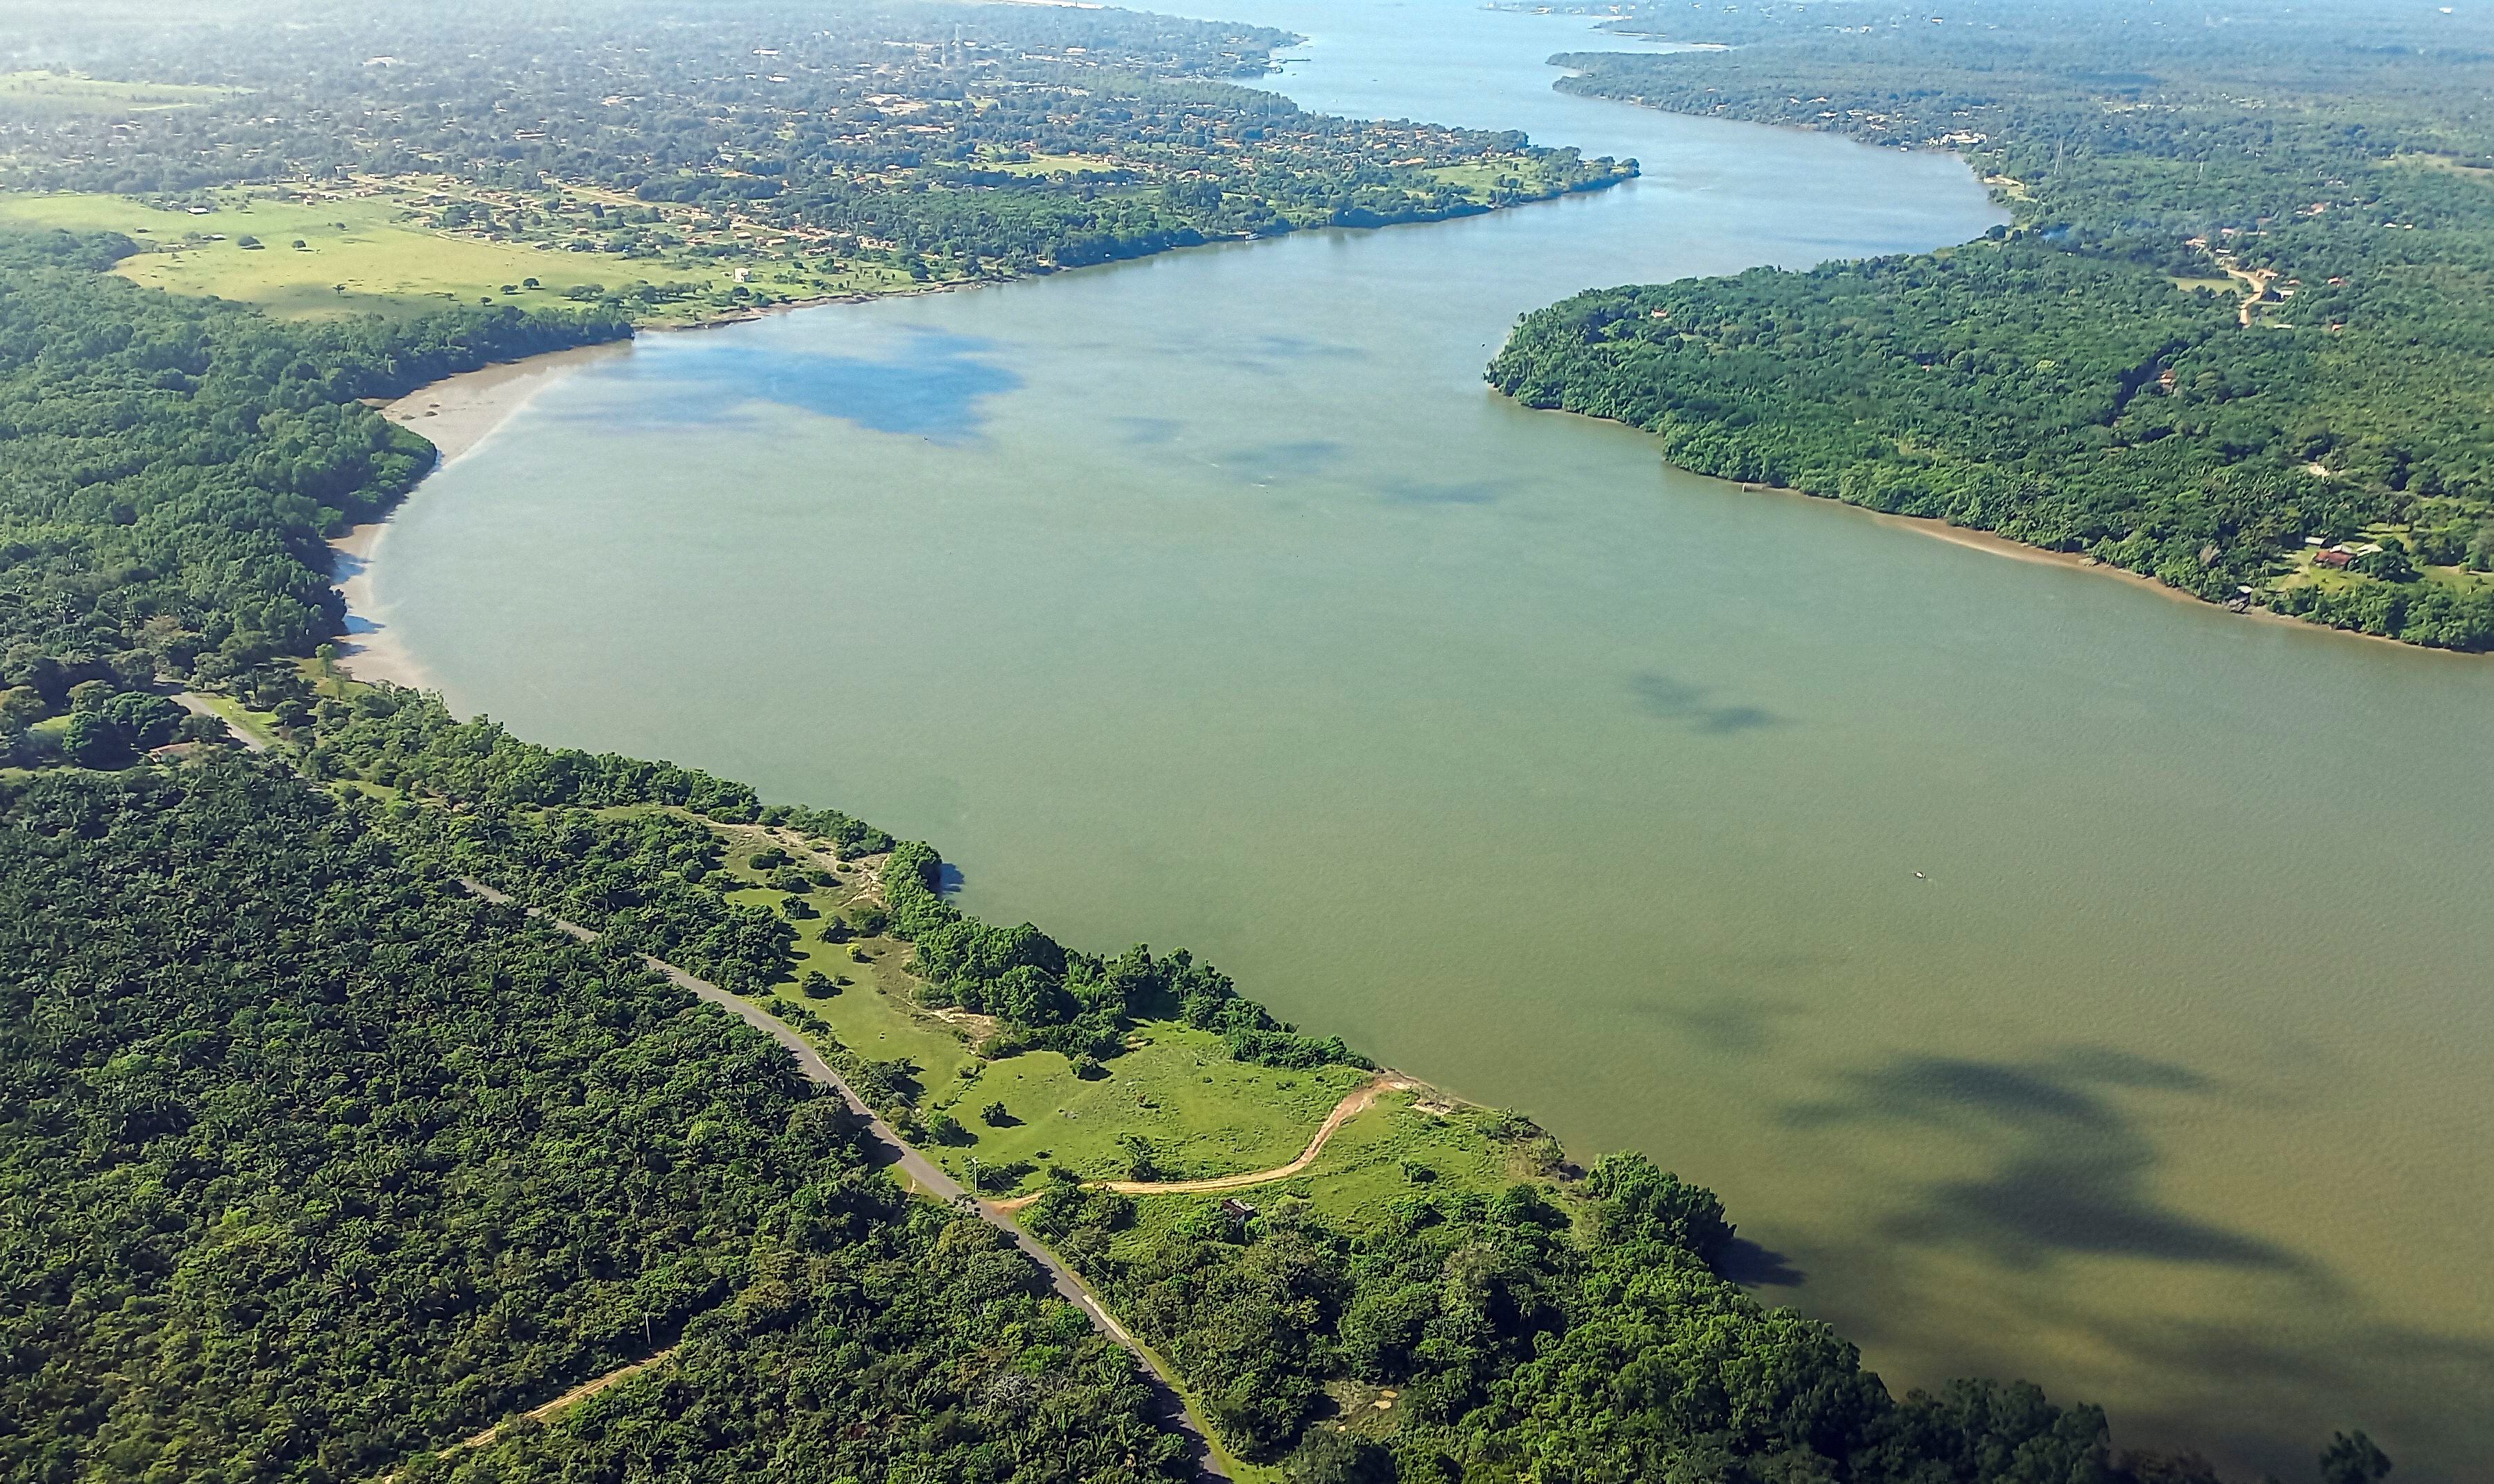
925, 1023, 1368, 1193
0, 190, 725, 318
0, 71, 241, 117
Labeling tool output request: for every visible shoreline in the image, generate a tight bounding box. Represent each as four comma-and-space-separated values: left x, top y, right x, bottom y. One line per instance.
316, 176, 1645, 690
1714, 464, 2479, 656
329, 341, 631, 688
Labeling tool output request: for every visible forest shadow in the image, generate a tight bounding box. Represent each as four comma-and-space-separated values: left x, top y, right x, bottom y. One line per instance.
1717, 1236, 1808, 1289
1781, 1048, 2314, 1276
1627, 671, 1789, 734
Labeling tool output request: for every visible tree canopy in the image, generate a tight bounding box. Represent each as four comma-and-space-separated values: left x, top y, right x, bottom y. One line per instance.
1491, 0, 2494, 649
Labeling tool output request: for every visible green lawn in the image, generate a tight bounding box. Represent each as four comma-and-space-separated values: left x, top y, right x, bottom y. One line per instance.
0, 71, 242, 117
0, 190, 728, 319
923, 1023, 1368, 1194
1108, 1093, 1567, 1255
185, 693, 283, 751
1425, 161, 1517, 196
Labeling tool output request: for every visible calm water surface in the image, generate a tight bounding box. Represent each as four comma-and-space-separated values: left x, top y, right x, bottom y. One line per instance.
369, 3, 2494, 1474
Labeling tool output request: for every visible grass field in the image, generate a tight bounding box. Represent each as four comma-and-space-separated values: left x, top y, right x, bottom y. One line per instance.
1112, 1090, 1561, 1242
982, 150, 1124, 178
926, 1024, 1368, 1193
186, 692, 283, 751
0, 189, 736, 320
0, 71, 241, 117
695, 819, 1379, 1198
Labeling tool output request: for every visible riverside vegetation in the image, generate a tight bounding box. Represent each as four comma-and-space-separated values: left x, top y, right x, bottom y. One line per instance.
4, 684, 2400, 1484
0, 0, 1627, 322
1487, 0, 2494, 649
0, 234, 2396, 1484
0, 3, 2413, 1480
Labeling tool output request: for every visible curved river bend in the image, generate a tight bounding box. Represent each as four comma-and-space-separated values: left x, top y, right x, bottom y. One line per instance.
363, 2, 2494, 1475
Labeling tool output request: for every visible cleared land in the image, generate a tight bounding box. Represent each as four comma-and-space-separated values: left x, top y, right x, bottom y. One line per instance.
0, 70, 241, 117
0, 189, 742, 320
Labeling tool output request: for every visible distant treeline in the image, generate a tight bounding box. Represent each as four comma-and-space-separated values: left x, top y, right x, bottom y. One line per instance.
1492, 0, 2494, 649
1, 1, 1628, 279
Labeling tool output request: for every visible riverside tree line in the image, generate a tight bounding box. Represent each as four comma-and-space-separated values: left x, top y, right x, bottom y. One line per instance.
1489, 0, 2494, 649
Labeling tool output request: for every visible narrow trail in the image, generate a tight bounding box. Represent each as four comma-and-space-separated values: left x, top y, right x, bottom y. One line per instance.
453, 1349, 677, 1453
452, 878, 1229, 1481
992, 1074, 1419, 1215
1108, 1075, 1416, 1195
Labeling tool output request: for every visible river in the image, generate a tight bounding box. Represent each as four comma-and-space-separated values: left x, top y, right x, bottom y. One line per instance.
359, 2, 2494, 1475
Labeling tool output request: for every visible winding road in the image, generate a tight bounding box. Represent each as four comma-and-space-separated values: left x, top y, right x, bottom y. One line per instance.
452, 879, 1229, 1481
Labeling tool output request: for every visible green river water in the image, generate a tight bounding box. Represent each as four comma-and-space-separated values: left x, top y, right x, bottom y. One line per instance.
361, 3, 2494, 1474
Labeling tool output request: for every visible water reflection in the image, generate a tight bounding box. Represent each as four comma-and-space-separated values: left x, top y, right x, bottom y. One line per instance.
616, 327, 1022, 443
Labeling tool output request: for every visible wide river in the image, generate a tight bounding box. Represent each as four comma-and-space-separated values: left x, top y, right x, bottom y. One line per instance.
365, 3, 2494, 1475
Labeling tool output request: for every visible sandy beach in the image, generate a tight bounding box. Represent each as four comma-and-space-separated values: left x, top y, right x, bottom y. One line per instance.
329, 341, 630, 687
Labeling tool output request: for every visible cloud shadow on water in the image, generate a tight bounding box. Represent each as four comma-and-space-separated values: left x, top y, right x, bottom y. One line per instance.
1114, 415, 1184, 447
1782, 1048, 2314, 1277
1380, 476, 1509, 506
631, 329, 1021, 443
1218, 438, 1348, 485
1628, 671, 1790, 735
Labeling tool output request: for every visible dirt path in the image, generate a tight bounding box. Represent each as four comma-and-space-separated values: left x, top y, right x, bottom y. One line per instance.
453, 1349, 677, 1453
452, 878, 1228, 1481
990, 1074, 1418, 1215
171, 692, 270, 753
1106, 1075, 1416, 1195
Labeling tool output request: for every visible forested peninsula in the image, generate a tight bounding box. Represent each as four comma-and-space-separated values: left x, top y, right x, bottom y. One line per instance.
0, 2, 2409, 1481
1489, 0, 2494, 650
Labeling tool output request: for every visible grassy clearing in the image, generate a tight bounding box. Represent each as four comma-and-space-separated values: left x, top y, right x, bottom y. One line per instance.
981, 150, 1123, 177
187, 692, 283, 751
1108, 1093, 1572, 1261
924, 1025, 1369, 1195
0, 189, 724, 319
1425, 160, 1522, 196
2268, 522, 2494, 598
687, 817, 1376, 1200
0, 71, 241, 117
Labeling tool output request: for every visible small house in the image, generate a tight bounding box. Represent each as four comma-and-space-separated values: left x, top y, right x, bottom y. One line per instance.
2315, 549, 2353, 569
1218, 1198, 1257, 1225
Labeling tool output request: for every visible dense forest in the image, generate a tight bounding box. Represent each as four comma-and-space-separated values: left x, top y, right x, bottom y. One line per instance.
0, 0, 1629, 284
0, 227, 625, 758
1488, 0, 2494, 648
3, 757, 2389, 1484
0, 760, 1193, 1483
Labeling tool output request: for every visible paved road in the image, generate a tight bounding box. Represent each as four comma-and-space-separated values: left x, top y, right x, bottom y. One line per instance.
454, 879, 1228, 1481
